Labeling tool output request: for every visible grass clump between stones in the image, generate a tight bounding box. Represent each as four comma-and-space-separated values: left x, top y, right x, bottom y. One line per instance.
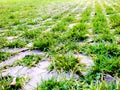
13, 55, 43, 68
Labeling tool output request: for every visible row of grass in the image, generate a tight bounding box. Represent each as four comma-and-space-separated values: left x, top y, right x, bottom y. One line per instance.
1, 0, 120, 89
92, 2, 108, 34
37, 77, 120, 90
76, 0, 120, 84
0, 76, 25, 90
49, 6, 92, 72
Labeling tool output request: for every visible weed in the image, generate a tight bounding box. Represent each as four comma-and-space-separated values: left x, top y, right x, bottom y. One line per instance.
37, 78, 81, 90
105, 6, 115, 15
94, 33, 115, 42
65, 23, 88, 41
115, 27, 120, 34
0, 37, 8, 49
33, 32, 58, 51
22, 29, 41, 39
6, 39, 27, 48
51, 22, 67, 32
13, 55, 42, 68
109, 14, 120, 28
50, 53, 79, 72
0, 76, 24, 90
62, 15, 75, 23
0, 52, 11, 63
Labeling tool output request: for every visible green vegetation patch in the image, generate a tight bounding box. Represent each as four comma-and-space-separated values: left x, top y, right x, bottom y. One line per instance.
22, 29, 41, 39
13, 55, 43, 68
37, 78, 120, 90
105, 6, 115, 15
109, 14, 120, 28
0, 37, 8, 49
50, 54, 80, 72
0, 52, 12, 63
37, 78, 80, 90
5, 39, 27, 48
65, 23, 88, 41
80, 43, 120, 76
0, 76, 24, 90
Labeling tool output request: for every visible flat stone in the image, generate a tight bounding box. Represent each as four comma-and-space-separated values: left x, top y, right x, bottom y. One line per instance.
1, 48, 29, 53
2, 66, 24, 77
0, 28, 2, 30
0, 50, 44, 68
31, 50, 44, 55
75, 54, 94, 67
36, 60, 50, 69
2, 63, 79, 90
103, 74, 117, 83
26, 43, 33, 48
87, 37, 94, 43
0, 51, 31, 68
7, 36, 18, 41
68, 23, 78, 29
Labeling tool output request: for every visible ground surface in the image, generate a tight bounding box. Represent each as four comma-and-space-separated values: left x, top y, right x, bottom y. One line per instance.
0, 0, 120, 90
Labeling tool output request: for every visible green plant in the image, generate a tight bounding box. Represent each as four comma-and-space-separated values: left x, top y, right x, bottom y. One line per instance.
92, 13, 107, 34
37, 78, 81, 90
0, 76, 24, 90
0, 52, 11, 63
6, 39, 27, 48
33, 34, 55, 51
94, 33, 115, 42
0, 37, 8, 49
16, 25, 28, 31
65, 23, 88, 41
22, 29, 41, 39
51, 22, 67, 32
13, 55, 42, 68
50, 53, 79, 72
80, 7, 91, 23
105, 6, 115, 15
115, 26, 120, 34
109, 14, 120, 28
88, 80, 120, 90
62, 15, 75, 23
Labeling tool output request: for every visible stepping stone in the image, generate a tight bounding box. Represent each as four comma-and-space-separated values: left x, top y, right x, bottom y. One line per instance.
2, 66, 24, 77
0, 51, 31, 68
1, 48, 29, 53
7, 36, 18, 41
76, 54, 94, 67
75, 54, 94, 75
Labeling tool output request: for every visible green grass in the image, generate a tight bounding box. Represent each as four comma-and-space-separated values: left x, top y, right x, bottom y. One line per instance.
79, 7, 91, 23
1, 0, 120, 89
37, 78, 120, 90
65, 23, 88, 41
0, 52, 12, 63
105, 6, 115, 15
0, 76, 25, 90
94, 33, 115, 42
13, 55, 43, 68
22, 29, 41, 39
0, 37, 8, 49
37, 78, 79, 90
33, 32, 58, 51
80, 42, 120, 76
51, 22, 67, 32
109, 14, 120, 28
50, 53, 80, 73
5, 39, 27, 48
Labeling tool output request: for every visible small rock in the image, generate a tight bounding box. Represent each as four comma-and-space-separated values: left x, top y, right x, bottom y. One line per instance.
11, 77, 17, 86
103, 74, 116, 83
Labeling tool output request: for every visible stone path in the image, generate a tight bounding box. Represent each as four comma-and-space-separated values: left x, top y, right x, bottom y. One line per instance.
0, 0, 95, 89
0, 47, 94, 90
